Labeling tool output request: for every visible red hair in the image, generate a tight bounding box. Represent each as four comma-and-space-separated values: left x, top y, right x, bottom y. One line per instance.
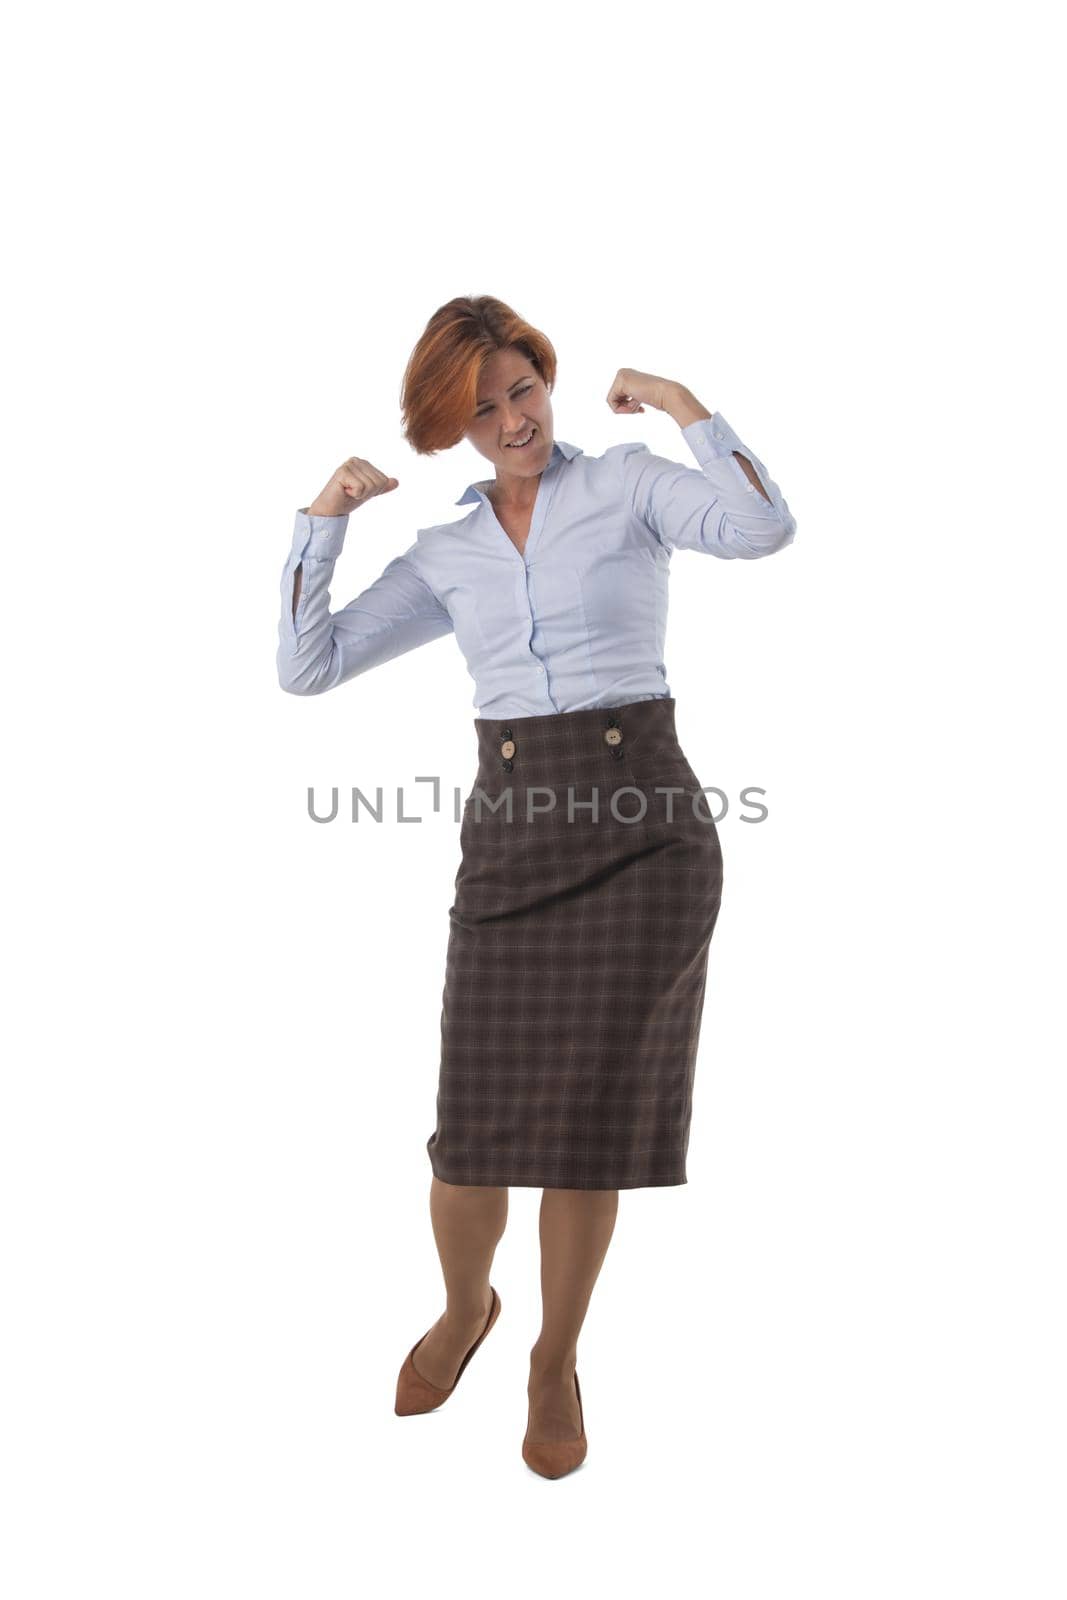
400, 296, 557, 456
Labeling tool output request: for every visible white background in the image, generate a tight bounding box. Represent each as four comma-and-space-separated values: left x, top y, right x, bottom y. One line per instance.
4, 1, 1063, 1595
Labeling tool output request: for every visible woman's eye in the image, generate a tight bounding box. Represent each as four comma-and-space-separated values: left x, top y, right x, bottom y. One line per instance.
477, 384, 533, 418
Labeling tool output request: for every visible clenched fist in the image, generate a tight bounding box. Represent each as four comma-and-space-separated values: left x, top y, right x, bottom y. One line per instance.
605, 368, 678, 415
307, 456, 400, 518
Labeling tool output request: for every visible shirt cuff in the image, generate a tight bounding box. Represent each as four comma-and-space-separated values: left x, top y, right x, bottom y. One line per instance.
680, 413, 744, 465
292, 506, 350, 562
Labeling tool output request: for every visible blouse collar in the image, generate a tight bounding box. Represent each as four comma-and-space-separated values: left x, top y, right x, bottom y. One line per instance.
454, 437, 583, 506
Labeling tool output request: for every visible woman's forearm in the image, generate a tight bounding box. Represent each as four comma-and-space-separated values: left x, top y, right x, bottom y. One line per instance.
664, 384, 773, 504
662, 382, 712, 428
290, 497, 339, 619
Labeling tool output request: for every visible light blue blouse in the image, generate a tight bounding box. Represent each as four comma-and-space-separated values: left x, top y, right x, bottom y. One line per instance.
277, 412, 796, 717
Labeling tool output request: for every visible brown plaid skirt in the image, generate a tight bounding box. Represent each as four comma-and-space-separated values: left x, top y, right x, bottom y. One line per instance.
426, 697, 724, 1190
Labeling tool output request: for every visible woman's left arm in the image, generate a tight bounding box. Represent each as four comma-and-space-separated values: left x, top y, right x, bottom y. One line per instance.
606, 368, 797, 559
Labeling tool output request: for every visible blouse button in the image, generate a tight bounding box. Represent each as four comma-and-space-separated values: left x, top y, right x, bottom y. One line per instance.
501, 739, 516, 759
604, 728, 623, 747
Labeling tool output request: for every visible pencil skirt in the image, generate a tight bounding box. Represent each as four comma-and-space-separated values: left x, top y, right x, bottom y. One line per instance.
426, 696, 724, 1190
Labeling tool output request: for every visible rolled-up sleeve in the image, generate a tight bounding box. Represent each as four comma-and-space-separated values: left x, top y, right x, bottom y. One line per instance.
614, 413, 797, 559
277, 509, 454, 695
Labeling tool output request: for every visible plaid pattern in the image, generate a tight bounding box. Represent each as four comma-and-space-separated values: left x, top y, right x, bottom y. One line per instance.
427, 698, 724, 1189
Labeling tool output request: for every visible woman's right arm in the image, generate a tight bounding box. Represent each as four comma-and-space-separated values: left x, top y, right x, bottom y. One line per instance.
277, 457, 454, 696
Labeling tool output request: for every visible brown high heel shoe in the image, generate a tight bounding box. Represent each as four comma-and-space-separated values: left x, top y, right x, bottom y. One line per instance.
394, 1286, 501, 1416
522, 1369, 587, 1478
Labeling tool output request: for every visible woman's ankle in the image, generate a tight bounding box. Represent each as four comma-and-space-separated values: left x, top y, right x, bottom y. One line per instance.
444, 1287, 494, 1326
528, 1344, 577, 1381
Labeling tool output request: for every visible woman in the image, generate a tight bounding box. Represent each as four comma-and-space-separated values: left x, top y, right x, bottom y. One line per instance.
277, 296, 796, 1479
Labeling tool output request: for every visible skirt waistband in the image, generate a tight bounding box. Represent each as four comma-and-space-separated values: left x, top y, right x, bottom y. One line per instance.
471, 697, 684, 787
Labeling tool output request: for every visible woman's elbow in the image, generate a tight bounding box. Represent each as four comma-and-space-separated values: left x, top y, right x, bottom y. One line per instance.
279, 672, 318, 696
767, 513, 797, 554
732, 511, 797, 559
277, 648, 335, 695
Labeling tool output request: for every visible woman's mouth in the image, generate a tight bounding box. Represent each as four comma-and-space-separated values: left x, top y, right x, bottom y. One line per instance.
505, 427, 537, 449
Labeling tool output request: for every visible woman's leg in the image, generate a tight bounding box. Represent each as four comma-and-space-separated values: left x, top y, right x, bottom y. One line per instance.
527, 1188, 619, 1441
410, 1175, 508, 1388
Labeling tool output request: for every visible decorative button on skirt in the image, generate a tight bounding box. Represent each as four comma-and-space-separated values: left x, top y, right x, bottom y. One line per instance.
427, 697, 724, 1190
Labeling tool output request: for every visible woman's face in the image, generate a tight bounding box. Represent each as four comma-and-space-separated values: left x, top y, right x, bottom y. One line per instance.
465, 347, 554, 482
